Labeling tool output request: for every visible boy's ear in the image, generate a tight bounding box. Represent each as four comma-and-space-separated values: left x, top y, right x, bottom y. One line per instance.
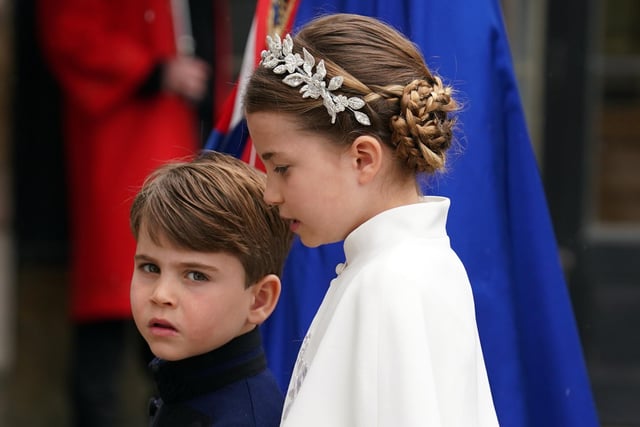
349, 135, 383, 184
247, 274, 281, 326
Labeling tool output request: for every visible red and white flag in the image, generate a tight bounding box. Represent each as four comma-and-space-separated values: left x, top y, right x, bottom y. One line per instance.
205, 0, 300, 170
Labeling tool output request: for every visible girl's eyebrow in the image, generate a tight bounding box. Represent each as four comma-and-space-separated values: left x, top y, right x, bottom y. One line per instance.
261, 152, 275, 161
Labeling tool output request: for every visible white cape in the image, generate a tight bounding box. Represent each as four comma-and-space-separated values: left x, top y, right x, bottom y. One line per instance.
281, 197, 498, 427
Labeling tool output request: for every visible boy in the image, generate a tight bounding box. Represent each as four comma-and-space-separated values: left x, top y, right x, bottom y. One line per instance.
129, 151, 293, 426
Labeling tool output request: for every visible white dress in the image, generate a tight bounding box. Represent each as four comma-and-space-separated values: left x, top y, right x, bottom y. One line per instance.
280, 197, 499, 427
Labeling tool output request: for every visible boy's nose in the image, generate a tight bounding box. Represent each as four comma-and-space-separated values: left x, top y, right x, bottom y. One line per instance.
150, 277, 176, 306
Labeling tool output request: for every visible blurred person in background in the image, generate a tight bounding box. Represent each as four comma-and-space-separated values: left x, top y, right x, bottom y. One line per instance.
36, 1, 230, 425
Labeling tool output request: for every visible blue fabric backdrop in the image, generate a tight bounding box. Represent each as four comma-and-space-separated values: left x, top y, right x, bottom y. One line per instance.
210, 1, 600, 425
263, 1, 600, 426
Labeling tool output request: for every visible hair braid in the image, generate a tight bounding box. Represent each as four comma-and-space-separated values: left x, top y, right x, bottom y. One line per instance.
390, 78, 457, 174
245, 14, 460, 177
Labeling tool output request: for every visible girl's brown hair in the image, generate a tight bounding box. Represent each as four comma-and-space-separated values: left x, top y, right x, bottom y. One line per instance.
244, 13, 458, 176
130, 151, 293, 287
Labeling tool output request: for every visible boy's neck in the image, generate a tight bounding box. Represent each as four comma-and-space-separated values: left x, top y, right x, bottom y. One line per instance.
150, 327, 266, 403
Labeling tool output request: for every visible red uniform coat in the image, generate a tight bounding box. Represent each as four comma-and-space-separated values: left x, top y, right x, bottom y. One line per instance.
38, 0, 199, 321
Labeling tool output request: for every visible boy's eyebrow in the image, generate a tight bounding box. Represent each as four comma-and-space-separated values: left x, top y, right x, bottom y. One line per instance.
134, 254, 154, 262
178, 261, 220, 272
134, 254, 219, 272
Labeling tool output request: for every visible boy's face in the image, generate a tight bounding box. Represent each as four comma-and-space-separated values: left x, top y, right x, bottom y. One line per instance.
130, 227, 256, 361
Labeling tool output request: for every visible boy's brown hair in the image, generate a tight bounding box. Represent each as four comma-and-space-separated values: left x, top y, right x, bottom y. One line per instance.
130, 151, 293, 287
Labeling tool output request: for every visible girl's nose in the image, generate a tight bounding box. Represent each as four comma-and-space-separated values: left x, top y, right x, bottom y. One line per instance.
263, 180, 284, 206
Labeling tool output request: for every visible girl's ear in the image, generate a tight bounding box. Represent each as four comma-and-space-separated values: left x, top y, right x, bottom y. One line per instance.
350, 135, 383, 185
247, 274, 281, 326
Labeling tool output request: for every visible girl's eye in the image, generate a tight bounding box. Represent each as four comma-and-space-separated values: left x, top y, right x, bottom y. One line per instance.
273, 165, 289, 175
187, 271, 209, 282
141, 263, 160, 274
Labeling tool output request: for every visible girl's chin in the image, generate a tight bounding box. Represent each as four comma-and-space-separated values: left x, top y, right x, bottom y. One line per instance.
299, 234, 337, 248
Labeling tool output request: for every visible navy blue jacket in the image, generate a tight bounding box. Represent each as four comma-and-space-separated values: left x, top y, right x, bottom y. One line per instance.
148, 328, 284, 426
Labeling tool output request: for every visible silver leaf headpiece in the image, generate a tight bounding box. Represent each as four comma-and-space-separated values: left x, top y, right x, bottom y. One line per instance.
260, 34, 371, 126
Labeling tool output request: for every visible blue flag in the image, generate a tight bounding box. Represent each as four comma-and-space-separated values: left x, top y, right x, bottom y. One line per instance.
257, 1, 600, 426
207, 0, 599, 425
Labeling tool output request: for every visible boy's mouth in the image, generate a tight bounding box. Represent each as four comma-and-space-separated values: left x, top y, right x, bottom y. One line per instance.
149, 318, 178, 335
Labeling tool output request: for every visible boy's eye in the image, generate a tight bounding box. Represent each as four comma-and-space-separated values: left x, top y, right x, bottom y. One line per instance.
187, 271, 208, 282
141, 263, 160, 274
273, 165, 289, 175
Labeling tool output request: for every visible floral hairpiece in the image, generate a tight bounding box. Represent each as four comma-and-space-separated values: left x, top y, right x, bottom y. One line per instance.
260, 34, 371, 126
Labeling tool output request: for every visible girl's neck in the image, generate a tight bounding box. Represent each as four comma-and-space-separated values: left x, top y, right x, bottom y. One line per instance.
366, 182, 422, 219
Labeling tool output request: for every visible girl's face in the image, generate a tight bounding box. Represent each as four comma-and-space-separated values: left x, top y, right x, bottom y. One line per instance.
246, 111, 364, 247
130, 227, 257, 361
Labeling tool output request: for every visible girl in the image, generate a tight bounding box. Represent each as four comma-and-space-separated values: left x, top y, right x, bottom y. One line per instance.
244, 13, 499, 427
